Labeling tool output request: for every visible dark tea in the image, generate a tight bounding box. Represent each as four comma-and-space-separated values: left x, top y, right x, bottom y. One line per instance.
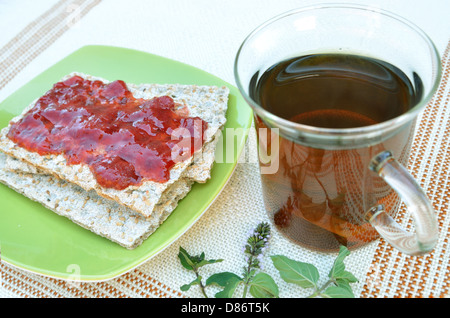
251, 54, 422, 252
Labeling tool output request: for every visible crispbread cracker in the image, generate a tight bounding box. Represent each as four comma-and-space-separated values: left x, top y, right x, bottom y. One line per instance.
0, 151, 193, 249
0, 72, 229, 218
0, 127, 221, 249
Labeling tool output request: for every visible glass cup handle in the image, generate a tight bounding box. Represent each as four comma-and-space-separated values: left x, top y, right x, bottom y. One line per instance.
365, 150, 439, 256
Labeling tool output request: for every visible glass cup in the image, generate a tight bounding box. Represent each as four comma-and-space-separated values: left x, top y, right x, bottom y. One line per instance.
234, 4, 441, 255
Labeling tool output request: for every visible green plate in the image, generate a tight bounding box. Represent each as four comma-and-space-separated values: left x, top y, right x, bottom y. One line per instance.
0, 45, 252, 281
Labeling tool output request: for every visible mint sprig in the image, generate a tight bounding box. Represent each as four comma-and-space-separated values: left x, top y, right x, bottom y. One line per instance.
241, 222, 275, 297
271, 246, 358, 298
178, 222, 358, 298
178, 247, 223, 298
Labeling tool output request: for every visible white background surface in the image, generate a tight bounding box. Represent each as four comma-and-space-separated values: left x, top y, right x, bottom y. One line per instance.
0, 0, 449, 103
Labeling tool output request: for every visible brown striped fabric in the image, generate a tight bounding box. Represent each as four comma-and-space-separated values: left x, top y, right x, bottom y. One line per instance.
0, 0, 102, 90
361, 40, 450, 298
1, 261, 183, 298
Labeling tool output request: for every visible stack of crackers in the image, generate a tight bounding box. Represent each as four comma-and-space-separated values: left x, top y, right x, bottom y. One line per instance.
0, 72, 229, 249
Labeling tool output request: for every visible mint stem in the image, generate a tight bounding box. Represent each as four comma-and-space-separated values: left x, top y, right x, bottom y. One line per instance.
242, 254, 254, 298
193, 268, 208, 298
307, 279, 334, 298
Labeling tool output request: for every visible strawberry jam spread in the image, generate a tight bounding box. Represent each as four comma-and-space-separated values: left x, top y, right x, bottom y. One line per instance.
7, 76, 208, 190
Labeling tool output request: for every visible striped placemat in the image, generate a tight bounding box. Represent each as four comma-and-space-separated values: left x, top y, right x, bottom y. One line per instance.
360, 41, 450, 298
0, 262, 181, 298
0, 0, 449, 298
0, 0, 101, 90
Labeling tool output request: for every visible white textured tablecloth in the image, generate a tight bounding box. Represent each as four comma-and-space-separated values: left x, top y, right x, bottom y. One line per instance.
0, 0, 449, 298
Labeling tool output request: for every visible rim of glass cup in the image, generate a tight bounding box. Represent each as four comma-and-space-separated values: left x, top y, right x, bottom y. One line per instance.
233, 3, 442, 140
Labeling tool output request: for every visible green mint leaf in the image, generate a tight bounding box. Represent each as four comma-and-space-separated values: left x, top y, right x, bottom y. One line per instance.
335, 279, 355, 295
328, 245, 350, 279
180, 276, 202, 291
205, 272, 242, 298
205, 272, 242, 287
178, 247, 223, 271
246, 268, 257, 279
249, 272, 279, 298
271, 255, 319, 289
196, 258, 223, 268
321, 284, 354, 298
178, 247, 196, 271
334, 270, 358, 283
215, 277, 242, 298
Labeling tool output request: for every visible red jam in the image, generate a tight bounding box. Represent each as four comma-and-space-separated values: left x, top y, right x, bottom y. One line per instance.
7, 76, 208, 190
